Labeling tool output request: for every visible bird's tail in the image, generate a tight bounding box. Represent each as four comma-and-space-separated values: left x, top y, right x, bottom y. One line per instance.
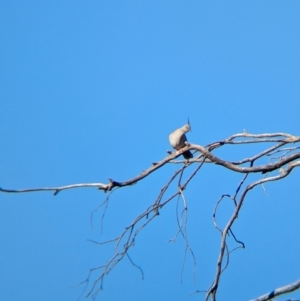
183, 150, 193, 159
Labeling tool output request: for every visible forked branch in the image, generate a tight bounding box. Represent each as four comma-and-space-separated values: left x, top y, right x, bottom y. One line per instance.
1, 132, 300, 300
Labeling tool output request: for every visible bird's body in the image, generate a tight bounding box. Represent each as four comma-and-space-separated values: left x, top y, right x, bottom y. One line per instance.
169, 122, 193, 159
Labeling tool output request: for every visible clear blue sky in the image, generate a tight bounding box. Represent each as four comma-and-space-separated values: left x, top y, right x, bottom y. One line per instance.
1, 1, 300, 300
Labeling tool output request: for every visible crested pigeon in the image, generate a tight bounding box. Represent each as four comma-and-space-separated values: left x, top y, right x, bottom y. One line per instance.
168, 120, 193, 159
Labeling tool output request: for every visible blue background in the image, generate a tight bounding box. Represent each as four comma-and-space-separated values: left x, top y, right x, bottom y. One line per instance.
1, 1, 300, 300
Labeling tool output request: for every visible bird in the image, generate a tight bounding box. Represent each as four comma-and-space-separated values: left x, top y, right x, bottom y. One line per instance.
168, 120, 193, 159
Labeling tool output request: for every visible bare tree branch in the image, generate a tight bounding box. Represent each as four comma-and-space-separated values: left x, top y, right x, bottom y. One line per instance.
248, 279, 300, 301
2, 132, 300, 300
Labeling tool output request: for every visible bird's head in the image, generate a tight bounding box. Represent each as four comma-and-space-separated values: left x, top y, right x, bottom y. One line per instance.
182, 119, 191, 133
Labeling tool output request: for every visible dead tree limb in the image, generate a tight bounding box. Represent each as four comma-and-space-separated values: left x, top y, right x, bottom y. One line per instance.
1, 132, 300, 300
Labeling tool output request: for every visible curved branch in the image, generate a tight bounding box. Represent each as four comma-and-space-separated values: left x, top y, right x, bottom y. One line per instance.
248, 278, 300, 301
190, 144, 300, 174
0, 148, 189, 194
1, 133, 299, 195
206, 161, 300, 301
